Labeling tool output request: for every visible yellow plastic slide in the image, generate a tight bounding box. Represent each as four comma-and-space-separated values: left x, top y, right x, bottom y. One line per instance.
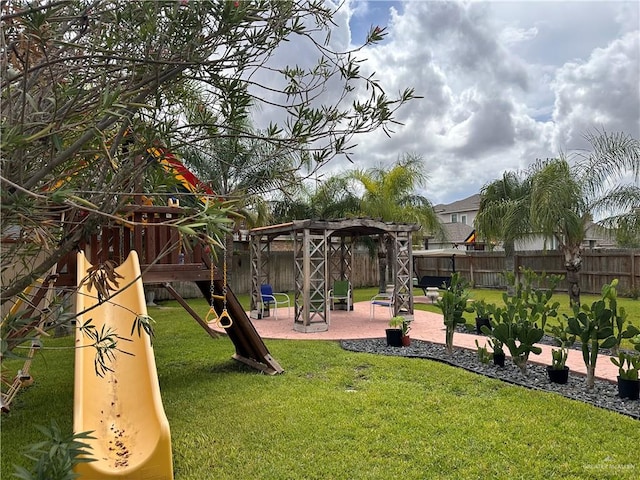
74, 251, 173, 479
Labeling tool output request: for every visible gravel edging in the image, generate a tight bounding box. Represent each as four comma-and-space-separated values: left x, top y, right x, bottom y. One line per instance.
340, 338, 640, 420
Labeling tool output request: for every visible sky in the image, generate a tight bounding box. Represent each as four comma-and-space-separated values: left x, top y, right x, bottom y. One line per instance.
257, 0, 640, 206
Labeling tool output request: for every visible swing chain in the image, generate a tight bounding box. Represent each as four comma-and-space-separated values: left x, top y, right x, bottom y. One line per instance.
206, 244, 219, 325
222, 249, 228, 310
205, 236, 232, 329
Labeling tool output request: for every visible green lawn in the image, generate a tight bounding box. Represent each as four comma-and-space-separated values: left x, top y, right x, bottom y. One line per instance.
2, 290, 639, 479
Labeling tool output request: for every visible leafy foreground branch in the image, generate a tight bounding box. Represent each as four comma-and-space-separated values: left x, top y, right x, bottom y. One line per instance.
13, 421, 94, 480
1, 0, 417, 352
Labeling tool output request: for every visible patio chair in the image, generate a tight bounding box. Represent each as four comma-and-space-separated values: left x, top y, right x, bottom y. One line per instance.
260, 284, 290, 319
370, 292, 394, 320
328, 280, 352, 311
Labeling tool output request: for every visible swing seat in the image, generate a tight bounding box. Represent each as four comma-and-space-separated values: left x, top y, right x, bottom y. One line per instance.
260, 284, 290, 319
217, 308, 233, 328
205, 306, 233, 329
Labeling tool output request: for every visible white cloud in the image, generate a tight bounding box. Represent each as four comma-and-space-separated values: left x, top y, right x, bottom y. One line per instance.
320, 0, 640, 204
552, 31, 640, 151
500, 25, 538, 46
249, 1, 640, 206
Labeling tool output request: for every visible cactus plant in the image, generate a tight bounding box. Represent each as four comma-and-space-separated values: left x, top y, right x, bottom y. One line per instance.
547, 319, 575, 370
481, 268, 559, 374
475, 339, 492, 364
566, 280, 640, 389
611, 351, 640, 381
490, 315, 544, 374
436, 273, 473, 355
607, 286, 640, 356
566, 286, 616, 389
550, 348, 568, 370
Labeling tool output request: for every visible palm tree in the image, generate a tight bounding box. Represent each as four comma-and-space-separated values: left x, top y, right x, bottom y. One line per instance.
176, 86, 300, 279
529, 130, 640, 306
270, 175, 360, 222
349, 153, 442, 229
475, 170, 532, 293
347, 153, 443, 290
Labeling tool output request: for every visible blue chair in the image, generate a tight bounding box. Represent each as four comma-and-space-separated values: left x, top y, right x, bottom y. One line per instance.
260, 284, 290, 319
370, 292, 394, 320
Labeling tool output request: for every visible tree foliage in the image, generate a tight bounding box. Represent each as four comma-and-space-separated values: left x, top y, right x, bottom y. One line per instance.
347, 152, 442, 236
1, 0, 417, 307
475, 170, 532, 292
346, 153, 442, 289
270, 175, 360, 222
477, 129, 640, 306
529, 130, 640, 305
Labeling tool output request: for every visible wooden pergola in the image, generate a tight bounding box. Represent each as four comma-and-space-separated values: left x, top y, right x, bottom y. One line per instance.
249, 218, 420, 333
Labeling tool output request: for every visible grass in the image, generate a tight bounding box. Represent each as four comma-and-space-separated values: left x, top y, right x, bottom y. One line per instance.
2, 290, 640, 479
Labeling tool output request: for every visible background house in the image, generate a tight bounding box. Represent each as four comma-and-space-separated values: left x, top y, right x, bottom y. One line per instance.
427, 193, 616, 251
427, 194, 479, 250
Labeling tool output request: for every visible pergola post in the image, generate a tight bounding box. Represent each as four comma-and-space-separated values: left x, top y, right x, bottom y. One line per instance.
293, 229, 329, 332
392, 230, 414, 318
329, 235, 352, 283
249, 233, 270, 316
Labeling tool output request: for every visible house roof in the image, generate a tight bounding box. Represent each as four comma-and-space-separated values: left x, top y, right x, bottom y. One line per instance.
442, 222, 475, 244
584, 221, 616, 247
434, 193, 480, 214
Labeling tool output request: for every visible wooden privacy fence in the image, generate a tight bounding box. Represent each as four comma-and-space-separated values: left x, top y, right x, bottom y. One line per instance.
154, 250, 381, 300
413, 249, 640, 296
233, 250, 380, 292
153, 247, 640, 299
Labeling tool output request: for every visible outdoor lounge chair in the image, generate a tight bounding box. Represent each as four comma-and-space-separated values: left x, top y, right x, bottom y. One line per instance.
415, 275, 451, 295
260, 284, 290, 319
328, 280, 353, 311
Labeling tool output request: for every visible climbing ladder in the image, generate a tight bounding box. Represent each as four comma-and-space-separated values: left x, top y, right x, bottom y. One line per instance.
1, 272, 59, 411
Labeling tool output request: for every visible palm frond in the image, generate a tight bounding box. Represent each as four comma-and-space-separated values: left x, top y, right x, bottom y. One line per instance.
577, 129, 640, 197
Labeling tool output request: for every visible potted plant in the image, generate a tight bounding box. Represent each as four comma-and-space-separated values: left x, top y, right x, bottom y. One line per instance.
611, 351, 640, 400
473, 299, 492, 335
546, 320, 575, 384
400, 316, 412, 347
547, 349, 570, 384
386, 316, 404, 347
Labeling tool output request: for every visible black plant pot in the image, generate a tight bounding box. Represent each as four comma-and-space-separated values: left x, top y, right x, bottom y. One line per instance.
475, 317, 491, 335
493, 352, 505, 367
546, 366, 569, 384
617, 376, 640, 400
385, 329, 403, 347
